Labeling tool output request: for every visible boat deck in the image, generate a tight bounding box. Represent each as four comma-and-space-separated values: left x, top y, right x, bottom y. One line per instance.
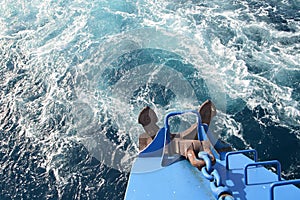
125, 153, 300, 200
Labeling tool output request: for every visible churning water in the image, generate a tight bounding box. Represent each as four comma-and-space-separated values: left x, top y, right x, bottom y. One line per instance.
0, 0, 299, 199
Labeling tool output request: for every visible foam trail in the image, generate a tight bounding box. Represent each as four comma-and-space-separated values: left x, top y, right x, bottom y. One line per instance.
0, 0, 299, 199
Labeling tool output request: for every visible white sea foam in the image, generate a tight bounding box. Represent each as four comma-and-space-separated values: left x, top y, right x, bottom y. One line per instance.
0, 0, 299, 197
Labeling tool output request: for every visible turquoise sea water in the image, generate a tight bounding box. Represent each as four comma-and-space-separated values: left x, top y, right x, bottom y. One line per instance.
0, 0, 299, 199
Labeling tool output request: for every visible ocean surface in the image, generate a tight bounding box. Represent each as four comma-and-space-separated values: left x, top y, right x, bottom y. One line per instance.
0, 0, 299, 199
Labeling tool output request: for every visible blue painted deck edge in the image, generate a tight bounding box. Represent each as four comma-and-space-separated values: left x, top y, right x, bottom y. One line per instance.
125, 153, 300, 200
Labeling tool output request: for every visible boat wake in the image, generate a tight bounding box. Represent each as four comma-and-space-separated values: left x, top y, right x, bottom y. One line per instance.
0, 0, 299, 199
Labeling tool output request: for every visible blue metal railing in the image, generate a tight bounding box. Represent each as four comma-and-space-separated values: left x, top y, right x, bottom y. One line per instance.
164, 110, 206, 141
226, 149, 299, 199
270, 179, 300, 200
140, 110, 207, 157
225, 149, 258, 170
244, 160, 281, 185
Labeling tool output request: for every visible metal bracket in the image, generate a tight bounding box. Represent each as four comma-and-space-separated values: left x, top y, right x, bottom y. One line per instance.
270, 179, 300, 200
244, 160, 281, 185
225, 149, 258, 170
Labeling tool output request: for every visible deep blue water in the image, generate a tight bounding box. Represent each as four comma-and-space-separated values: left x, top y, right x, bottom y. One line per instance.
0, 0, 299, 199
